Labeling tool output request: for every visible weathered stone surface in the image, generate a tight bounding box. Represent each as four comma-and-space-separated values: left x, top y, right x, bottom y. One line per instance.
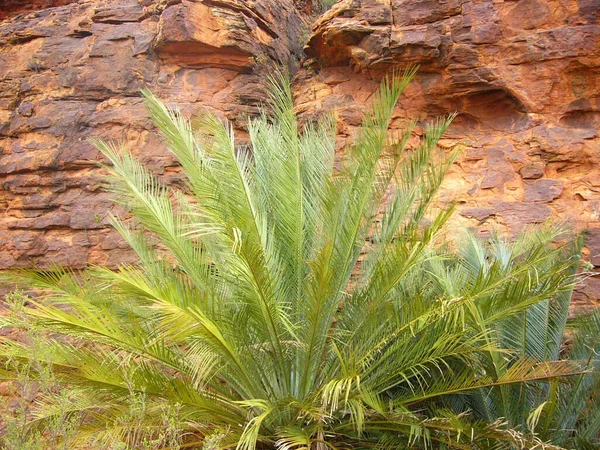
524, 179, 564, 203
0, 0, 308, 269
519, 162, 545, 180
459, 208, 495, 222
0, 0, 78, 21
573, 276, 600, 313
154, 0, 305, 71
1, 0, 599, 310
298, 0, 600, 309
495, 201, 552, 230
586, 229, 600, 268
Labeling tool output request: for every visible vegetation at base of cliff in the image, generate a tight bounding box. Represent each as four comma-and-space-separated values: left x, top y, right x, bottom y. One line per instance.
316, 0, 338, 13
0, 69, 598, 449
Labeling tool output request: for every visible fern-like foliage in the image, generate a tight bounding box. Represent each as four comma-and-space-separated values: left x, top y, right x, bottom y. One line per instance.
431, 231, 599, 449
0, 70, 590, 449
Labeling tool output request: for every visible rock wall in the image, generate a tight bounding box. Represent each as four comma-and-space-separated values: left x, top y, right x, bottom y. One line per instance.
0, 0, 306, 268
0, 0, 599, 308
296, 0, 600, 309
0, 0, 79, 21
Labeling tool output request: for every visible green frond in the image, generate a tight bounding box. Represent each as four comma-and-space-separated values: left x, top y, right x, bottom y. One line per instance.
1, 69, 591, 450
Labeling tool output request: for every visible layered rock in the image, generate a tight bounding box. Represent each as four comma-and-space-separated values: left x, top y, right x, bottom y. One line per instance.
297, 0, 600, 309
0, 0, 599, 309
0, 0, 306, 269
0, 0, 79, 21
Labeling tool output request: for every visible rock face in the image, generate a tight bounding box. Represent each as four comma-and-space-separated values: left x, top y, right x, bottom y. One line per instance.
0, 0, 599, 309
296, 0, 600, 310
0, 0, 306, 269
0, 0, 79, 21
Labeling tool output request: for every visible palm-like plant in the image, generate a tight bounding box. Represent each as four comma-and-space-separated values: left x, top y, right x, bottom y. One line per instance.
428, 232, 599, 448
0, 71, 587, 449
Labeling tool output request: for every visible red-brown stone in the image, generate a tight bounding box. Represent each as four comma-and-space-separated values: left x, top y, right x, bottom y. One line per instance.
0, 0, 308, 270
0, 0, 599, 310
0, 0, 78, 21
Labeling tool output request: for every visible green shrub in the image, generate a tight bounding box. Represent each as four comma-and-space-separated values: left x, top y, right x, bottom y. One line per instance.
316, 0, 338, 13
0, 70, 591, 449
429, 234, 599, 448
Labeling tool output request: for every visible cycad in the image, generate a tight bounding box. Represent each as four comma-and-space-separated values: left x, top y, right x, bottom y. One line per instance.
430, 232, 599, 448
0, 71, 586, 449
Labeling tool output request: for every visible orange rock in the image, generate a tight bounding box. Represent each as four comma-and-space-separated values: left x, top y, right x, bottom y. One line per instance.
0, 0, 308, 270
0, 0, 598, 310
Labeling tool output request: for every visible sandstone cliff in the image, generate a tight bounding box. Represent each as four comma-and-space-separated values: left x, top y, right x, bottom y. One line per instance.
0, 0, 306, 268
0, 0, 598, 308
